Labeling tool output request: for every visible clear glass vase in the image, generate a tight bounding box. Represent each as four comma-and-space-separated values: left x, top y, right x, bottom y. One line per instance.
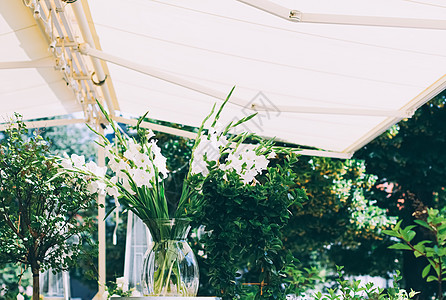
141, 218, 199, 296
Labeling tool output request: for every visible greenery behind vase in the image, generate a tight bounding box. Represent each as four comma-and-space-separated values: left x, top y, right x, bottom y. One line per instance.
187, 153, 314, 299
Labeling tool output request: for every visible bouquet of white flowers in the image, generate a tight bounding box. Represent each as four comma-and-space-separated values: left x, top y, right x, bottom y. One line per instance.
61, 88, 275, 222
60, 88, 278, 296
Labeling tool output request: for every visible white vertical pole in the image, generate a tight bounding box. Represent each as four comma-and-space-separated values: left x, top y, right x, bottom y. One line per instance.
97, 126, 106, 298
47, 272, 54, 295
123, 210, 134, 289
63, 271, 71, 300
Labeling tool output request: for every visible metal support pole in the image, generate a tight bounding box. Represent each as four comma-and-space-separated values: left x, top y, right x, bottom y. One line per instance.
97, 126, 106, 298
63, 271, 71, 300
236, 0, 446, 30
0, 58, 54, 69
72, 0, 116, 115
79, 44, 411, 118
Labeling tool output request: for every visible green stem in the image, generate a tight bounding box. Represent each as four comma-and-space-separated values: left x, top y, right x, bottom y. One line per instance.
157, 249, 169, 294
163, 255, 175, 296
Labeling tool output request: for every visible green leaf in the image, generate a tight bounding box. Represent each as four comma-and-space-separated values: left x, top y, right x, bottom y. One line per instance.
104, 205, 117, 220
404, 225, 417, 232
382, 229, 400, 238
388, 243, 412, 250
413, 243, 426, 254
414, 219, 432, 230
414, 251, 426, 258
211, 86, 235, 127
406, 230, 416, 242
427, 275, 438, 282
394, 220, 403, 231
422, 264, 431, 278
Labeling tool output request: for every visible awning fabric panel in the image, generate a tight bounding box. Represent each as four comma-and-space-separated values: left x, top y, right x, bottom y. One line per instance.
1, 0, 445, 155
0, 0, 82, 122
87, 0, 446, 153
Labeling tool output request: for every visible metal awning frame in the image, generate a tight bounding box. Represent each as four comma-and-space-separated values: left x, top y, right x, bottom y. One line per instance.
236, 0, 446, 30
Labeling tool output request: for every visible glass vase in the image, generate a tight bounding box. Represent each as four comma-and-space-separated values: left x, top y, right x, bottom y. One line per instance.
141, 218, 199, 296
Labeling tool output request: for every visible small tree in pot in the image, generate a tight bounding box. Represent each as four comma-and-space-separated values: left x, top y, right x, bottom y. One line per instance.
0, 115, 99, 300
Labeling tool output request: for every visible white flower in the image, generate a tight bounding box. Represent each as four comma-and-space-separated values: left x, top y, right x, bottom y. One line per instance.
71, 154, 85, 168
221, 148, 269, 184
267, 151, 276, 159
223, 153, 240, 171
60, 153, 73, 169
85, 161, 107, 177
191, 161, 208, 176
133, 152, 151, 169
106, 185, 120, 198
146, 129, 155, 140
110, 159, 130, 179
253, 154, 268, 172
60, 158, 73, 169
149, 140, 169, 178
123, 149, 138, 162
123, 139, 142, 162
121, 177, 135, 194
191, 131, 228, 176
243, 169, 259, 184
97, 181, 107, 195
129, 168, 153, 188
191, 158, 209, 176
242, 148, 257, 160
128, 139, 142, 153
106, 176, 121, 198
207, 134, 224, 161
87, 180, 106, 194
104, 144, 115, 160
16, 294, 24, 300
155, 159, 169, 179
108, 158, 120, 172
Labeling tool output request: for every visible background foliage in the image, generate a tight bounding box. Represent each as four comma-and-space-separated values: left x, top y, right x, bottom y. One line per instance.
356, 91, 446, 299
286, 156, 397, 278
0, 117, 98, 299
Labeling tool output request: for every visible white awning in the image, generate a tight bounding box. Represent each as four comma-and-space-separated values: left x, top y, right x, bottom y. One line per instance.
1, 0, 445, 158
1, 1, 445, 297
